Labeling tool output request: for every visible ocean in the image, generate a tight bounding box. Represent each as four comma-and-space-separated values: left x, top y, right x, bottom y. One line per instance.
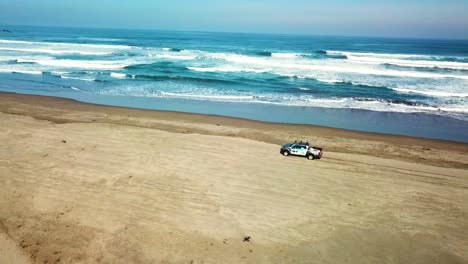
1, 25, 467, 142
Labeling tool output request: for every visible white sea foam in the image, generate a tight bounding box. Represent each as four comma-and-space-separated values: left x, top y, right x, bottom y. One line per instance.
187, 66, 267, 73
70, 86, 87, 93
327, 50, 468, 70
2, 38, 467, 117
151, 54, 197, 60
346, 55, 468, 70
108, 88, 467, 116
0, 39, 133, 62
60, 75, 95, 82
94, 82, 468, 120
214, 53, 271, 65
16, 58, 37, 63
0, 39, 132, 50
186, 67, 214, 72
313, 65, 468, 80
188, 60, 468, 80
393, 88, 468, 97
17, 70, 43, 75
271, 52, 298, 58
110, 72, 126, 79
326, 50, 433, 59
160, 92, 254, 100
3, 39, 467, 81
49, 71, 68, 76
0, 47, 111, 56
31, 58, 128, 69
0, 68, 43, 75
180, 50, 468, 80
437, 106, 468, 113
316, 78, 343, 84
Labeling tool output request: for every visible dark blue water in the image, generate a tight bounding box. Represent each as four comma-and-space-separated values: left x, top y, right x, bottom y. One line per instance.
0, 25, 467, 142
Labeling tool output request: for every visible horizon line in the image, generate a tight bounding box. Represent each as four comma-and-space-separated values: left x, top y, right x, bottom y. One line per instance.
2, 23, 468, 41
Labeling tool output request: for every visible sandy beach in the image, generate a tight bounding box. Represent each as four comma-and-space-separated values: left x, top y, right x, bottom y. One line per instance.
1, 92, 467, 264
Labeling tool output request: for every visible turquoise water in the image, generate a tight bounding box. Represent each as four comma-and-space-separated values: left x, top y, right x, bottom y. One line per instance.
1, 25, 467, 141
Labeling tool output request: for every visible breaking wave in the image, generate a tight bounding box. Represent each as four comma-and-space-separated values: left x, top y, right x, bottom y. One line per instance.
1, 37, 467, 119
98, 87, 467, 116
393, 88, 468, 98
326, 50, 468, 70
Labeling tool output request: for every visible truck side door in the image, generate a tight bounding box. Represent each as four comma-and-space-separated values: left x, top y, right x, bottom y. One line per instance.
291, 145, 300, 155
298, 146, 307, 156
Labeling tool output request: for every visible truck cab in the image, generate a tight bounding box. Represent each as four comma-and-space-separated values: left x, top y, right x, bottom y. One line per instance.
280, 141, 323, 160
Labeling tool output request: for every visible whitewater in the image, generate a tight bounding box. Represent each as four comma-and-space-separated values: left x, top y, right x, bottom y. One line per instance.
0, 26, 467, 128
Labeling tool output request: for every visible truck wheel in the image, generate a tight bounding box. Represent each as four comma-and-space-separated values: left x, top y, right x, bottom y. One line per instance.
283, 151, 290, 157
307, 154, 315, 160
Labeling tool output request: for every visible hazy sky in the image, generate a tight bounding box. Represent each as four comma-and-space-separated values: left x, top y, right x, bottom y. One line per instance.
1, 0, 467, 38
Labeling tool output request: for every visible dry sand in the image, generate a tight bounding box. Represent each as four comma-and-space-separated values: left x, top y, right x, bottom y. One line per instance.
0, 92, 467, 264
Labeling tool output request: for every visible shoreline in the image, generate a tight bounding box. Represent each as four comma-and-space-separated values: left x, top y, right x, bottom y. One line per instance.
1, 91, 467, 168
2, 82, 467, 143
1, 91, 466, 144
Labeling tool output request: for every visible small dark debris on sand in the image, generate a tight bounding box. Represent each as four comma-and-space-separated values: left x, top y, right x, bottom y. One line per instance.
43, 154, 48, 157
61, 140, 67, 143
243, 236, 251, 242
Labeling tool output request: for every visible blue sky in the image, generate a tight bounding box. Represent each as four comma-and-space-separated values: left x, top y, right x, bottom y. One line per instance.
1, 0, 467, 38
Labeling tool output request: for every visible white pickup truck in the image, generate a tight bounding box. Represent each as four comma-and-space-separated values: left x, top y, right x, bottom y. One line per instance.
280, 141, 323, 160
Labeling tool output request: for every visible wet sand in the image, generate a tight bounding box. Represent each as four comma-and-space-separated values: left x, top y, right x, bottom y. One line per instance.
1, 92, 467, 263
